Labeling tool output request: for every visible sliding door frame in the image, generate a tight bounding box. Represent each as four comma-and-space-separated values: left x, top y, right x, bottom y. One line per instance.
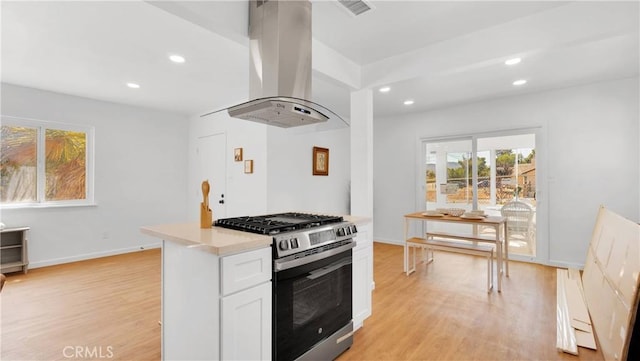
416, 126, 548, 264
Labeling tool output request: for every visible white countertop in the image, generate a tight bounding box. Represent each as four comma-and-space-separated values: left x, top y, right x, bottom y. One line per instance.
141, 215, 371, 256
140, 223, 273, 256
343, 215, 371, 226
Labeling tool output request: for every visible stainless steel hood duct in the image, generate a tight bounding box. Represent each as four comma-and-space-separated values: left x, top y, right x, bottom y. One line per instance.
203, 0, 346, 129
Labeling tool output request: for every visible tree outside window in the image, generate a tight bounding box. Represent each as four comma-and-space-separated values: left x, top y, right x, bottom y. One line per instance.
45, 129, 86, 201
1, 126, 37, 202
1, 120, 92, 206
495, 148, 535, 204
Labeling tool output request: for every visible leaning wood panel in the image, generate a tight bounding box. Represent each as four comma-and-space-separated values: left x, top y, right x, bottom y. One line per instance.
563, 270, 596, 349
576, 330, 597, 350
582, 206, 640, 361
557, 269, 579, 355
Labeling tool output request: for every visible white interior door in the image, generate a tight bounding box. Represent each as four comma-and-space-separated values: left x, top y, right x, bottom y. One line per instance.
197, 133, 227, 219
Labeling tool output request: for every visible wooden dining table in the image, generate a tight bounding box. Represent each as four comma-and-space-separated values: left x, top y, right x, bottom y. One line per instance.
403, 212, 509, 291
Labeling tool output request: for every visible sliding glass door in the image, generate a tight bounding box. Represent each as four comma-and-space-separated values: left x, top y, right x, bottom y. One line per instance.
422, 132, 537, 257
425, 138, 473, 211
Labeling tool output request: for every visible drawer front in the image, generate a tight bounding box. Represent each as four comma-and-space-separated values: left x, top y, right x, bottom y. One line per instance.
221, 247, 272, 296
353, 223, 372, 252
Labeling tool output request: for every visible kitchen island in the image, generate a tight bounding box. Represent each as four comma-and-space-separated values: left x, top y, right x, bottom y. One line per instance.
141, 223, 273, 361
141, 215, 372, 361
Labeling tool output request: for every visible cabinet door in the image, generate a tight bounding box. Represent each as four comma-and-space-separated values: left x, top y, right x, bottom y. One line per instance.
353, 245, 372, 330
221, 281, 272, 360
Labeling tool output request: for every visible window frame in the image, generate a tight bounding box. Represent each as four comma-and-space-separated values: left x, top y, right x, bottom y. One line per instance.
1, 115, 95, 208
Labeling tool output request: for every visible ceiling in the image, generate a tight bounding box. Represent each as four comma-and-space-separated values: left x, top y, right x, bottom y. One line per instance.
2, 1, 638, 121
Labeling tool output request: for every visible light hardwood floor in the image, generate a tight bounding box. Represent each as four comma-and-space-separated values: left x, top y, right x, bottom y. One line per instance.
337, 243, 604, 360
1, 243, 603, 360
1, 249, 161, 361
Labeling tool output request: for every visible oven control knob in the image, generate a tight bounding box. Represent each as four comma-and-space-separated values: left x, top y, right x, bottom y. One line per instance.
336, 228, 345, 237
290, 238, 299, 249
351, 225, 358, 234
346, 227, 351, 235
279, 240, 290, 251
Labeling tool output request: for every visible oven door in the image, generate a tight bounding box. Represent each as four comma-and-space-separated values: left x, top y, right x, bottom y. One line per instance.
273, 248, 353, 361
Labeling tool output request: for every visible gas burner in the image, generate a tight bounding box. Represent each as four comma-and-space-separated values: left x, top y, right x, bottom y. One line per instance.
214, 212, 344, 235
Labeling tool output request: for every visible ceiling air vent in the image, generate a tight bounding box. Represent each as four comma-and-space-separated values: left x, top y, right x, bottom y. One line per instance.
337, 0, 373, 16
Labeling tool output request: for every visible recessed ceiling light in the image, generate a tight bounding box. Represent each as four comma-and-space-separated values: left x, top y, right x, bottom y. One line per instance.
505, 57, 521, 66
127, 82, 140, 89
404, 100, 414, 105
513, 79, 527, 86
379, 86, 391, 93
169, 54, 186, 63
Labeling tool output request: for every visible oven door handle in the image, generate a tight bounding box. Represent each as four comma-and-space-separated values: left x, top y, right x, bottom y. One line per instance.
306, 258, 352, 280
274, 242, 355, 272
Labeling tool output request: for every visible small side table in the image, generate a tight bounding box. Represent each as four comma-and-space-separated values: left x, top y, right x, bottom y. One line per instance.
0, 226, 29, 274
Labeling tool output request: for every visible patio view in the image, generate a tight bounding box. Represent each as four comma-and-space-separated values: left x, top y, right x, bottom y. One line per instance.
426, 149, 536, 206
423, 134, 536, 257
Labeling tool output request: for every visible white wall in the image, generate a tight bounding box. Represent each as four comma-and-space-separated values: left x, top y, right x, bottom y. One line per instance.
374, 77, 639, 267
188, 113, 351, 219
1, 83, 189, 267
266, 126, 351, 215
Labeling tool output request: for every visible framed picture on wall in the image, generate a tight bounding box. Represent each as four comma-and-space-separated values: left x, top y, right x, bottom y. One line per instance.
234, 148, 243, 162
244, 160, 253, 174
312, 146, 329, 176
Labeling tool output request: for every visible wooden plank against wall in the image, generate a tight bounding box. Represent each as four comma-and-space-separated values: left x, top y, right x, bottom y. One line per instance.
582, 206, 640, 361
567, 271, 596, 349
557, 269, 579, 355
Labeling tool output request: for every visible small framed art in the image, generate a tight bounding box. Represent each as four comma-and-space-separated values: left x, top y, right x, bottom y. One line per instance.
312, 147, 329, 176
244, 160, 254, 174
234, 148, 243, 162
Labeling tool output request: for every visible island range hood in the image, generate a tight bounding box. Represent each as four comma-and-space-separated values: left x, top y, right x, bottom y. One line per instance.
203, 0, 346, 129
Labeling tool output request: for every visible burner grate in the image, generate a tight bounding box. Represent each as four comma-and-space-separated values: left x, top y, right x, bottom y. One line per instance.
214, 212, 344, 235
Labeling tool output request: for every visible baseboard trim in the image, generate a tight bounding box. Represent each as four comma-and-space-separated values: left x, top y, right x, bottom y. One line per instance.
373, 238, 403, 246
546, 259, 585, 270
29, 243, 161, 269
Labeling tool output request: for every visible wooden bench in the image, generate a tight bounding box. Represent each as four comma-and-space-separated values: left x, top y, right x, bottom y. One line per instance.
424, 231, 498, 244
406, 235, 494, 292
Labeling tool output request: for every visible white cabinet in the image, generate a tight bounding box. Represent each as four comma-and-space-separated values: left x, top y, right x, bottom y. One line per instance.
161, 242, 271, 361
352, 223, 373, 330
0, 226, 29, 274
220, 247, 272, 360
221, 281, 271, 360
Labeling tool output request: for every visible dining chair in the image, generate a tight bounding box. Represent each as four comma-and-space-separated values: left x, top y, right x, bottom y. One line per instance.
501, 200, 534, 253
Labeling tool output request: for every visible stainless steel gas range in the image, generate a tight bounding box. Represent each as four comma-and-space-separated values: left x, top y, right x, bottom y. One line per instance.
215, 212, 357, 361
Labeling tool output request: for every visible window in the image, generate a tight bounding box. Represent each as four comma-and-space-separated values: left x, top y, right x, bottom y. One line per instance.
446, 152, 471, 204
476, 150, 491, 204
1, 116, 94, 207
425, 151, 436, 202
494, 148, 535, 205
